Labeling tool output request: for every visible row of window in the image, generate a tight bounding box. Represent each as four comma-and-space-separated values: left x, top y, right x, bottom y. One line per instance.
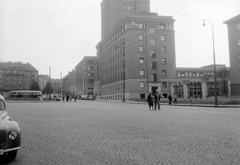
138, 34, 166, 41
177, 71, 230, 78
1, 74, 32, 79
177, 72, 214, 78
2, 80, 27, 84
138, 46, 166, 53
0, 70, 36, 75
0, 84, 27, 89
102, 83, 123, 93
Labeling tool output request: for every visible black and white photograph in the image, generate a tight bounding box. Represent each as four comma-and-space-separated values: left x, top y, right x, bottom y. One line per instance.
0, 0, 240, 164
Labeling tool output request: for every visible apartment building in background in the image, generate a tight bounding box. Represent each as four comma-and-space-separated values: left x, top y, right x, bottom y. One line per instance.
0, 62, 38, 97
224, 14, 240, 98
38, 74, 49, 91
51, 79, 62, 95
96, 0, 176, 100
75, 56, 98, 96
62, 70, 75, 96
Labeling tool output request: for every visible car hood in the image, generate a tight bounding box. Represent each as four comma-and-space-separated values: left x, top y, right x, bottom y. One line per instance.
0, 111, 8, 129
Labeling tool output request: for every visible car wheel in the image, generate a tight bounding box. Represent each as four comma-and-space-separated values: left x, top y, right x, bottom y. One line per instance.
8, 151, 17, 160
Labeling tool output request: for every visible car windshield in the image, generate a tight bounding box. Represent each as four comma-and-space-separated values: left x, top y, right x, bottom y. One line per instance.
0, 100, 6, 110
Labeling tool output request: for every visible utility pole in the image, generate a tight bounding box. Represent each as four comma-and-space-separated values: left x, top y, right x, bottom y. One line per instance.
61, 72, 63, 100
49, 66, 51, 100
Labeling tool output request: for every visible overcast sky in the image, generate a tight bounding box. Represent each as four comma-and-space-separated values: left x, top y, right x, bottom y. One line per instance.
0, 0, 239, 79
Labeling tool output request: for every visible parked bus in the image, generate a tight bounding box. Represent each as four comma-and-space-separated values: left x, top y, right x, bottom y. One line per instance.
10, 90, 42, 98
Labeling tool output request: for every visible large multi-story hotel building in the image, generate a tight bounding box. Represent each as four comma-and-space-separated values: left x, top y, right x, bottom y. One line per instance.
96, 0, 176, 100
0, 62, 38, 97
224, 14, 240, 98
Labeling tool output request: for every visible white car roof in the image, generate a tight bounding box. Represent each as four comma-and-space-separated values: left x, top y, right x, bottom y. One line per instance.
0, 95, 5, 101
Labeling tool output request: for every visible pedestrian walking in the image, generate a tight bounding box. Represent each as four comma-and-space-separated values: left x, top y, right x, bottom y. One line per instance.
173, 94, 178, 104
168, 94, 172, 105
154, 91, 161, 110
147, 92, 154, 110
190, 96, 193, 105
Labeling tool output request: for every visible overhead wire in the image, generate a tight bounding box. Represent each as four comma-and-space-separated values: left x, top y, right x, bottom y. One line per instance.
123, 0, 215, 50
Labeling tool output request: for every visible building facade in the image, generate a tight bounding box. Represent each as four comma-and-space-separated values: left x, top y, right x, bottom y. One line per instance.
176, 65, 230, 99
224, 14, 240, 98
62, 70, 75, 96
51, 79, 62, 95
0, 62, 38, 97
38, 74, 49, 91
75, 56, 97, 97
96, 0, 176, 100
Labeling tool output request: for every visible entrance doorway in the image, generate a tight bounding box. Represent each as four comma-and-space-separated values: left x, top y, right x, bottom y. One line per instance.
151, 87, 158, 94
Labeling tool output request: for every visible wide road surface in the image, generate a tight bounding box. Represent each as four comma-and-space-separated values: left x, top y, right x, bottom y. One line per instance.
1, 100, 240, 165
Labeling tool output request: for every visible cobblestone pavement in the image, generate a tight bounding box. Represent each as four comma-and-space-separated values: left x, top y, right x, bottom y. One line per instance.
1, 101, 240, 165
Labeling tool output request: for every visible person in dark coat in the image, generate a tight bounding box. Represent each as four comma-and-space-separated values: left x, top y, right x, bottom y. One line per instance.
154, 91, 161, 110
168, 94, 172, 105
147, 92, 154, 110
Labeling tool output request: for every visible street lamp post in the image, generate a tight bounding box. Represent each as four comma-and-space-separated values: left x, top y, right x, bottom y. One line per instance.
203, 19, 218, 106
116, 46, 125, 102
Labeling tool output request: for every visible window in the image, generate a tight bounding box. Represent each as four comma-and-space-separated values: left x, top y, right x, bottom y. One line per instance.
139, 46, 144, 52
140, 69, 144, 76
159, 24, 165, 30
140, 94, 145, 99
139, 34, 143, 40
139, 58, 144, 64
177, 72, 181, 77
161, 58, 166, 65
161, 46, 166, 53
150, 38, 156, 46
150, 27, 156, 34
139, 23, 143, 29
162, 82, 167, 88
238, 39, 240, 46
140, 82, 145, 88
151, 74, 157, 82
162, 70, 167, 77
150, 50, 156, 58
88, 73, 93, 77
237, 23, 240, 30
150, 62, 157, 70
88, 67, 93, 70
160, 35, 166, 41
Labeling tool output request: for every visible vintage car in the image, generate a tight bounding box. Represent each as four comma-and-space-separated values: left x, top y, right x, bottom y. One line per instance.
0, 95, 21, 160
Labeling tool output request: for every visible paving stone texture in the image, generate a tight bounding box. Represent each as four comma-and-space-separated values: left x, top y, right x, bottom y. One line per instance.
1, 100, 240, 165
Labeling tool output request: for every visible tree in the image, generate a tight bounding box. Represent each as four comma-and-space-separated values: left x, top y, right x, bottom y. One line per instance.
30, 81, 40, 90
43, 81, 53, 94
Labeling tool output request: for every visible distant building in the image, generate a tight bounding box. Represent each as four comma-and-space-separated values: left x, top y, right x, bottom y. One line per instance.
0, 62, 38, 97
38, 74, 49, 91
224, 14, 240, 98
96, 0, 176, 100
62, 70, 75, 96
51, 79, 62, 95
176, 65, 230, 99
74, 56, 97, 97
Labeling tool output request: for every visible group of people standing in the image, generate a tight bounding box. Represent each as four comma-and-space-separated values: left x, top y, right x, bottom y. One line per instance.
147, 91, 161, 110
147, 92, 178, 110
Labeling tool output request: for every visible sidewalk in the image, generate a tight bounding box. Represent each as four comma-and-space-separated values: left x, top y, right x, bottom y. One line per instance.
96, 99, 240, 108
